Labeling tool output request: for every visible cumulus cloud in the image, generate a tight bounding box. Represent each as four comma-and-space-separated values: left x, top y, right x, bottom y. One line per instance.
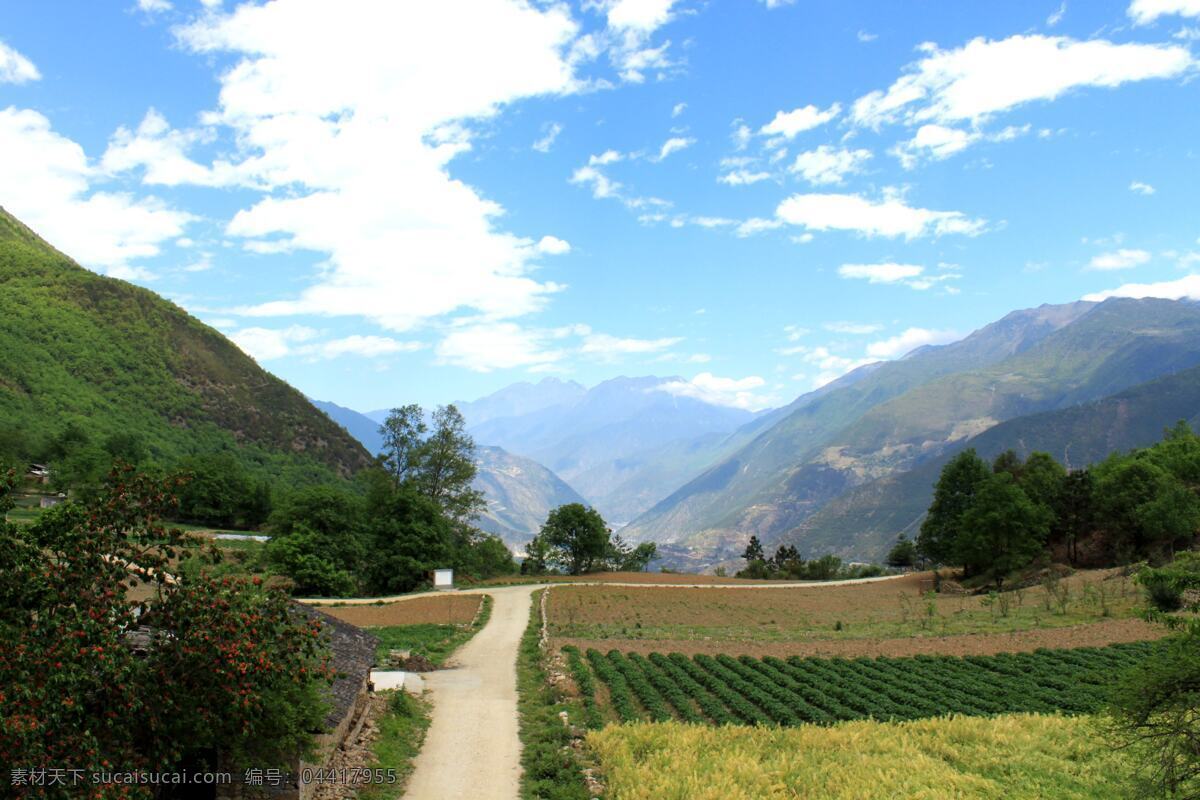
230, 325, 318, 361
656, 372, 773, 411
759, 103, 841, 139
1088, 248, 1152, 270
1130, 180, 1156, 195
172, 0, 581, 333
789, 145, 872, 185
1129, 0, 1200, 24
536, 235, 571, 255
102, 109, 242, 187
671, 102, 687, 117
718, 169, 772, 186
866, 327, 959, 359
137, 0, 173, 13
852, 34, 1194, 129
1083, 273, 1200, 301
0, 40, 40, 84
780, 345, 877, 388
736, 217, 784, 237
838, 263, 924, 283
776, 192, 985, 238
0, 107, 193, 278
580, 331, 683, 360
229, 326, 422, 361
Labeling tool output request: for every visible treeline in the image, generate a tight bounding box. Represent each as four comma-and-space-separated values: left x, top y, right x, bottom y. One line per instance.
520, 503, 657, 576
264, 404, 516, 595
737, 537, 885, 581
913, 421, 1200, 587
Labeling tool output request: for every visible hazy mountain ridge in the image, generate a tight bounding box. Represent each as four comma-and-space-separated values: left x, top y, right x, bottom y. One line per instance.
624, 298, 1200, 566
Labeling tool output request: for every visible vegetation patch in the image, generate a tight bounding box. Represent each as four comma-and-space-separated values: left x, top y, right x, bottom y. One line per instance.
588, 714, 1137, 799
366, 595, 492, 668
358, 691, 433, 800
518, 589, 590, 800
576, 642, 1158, 726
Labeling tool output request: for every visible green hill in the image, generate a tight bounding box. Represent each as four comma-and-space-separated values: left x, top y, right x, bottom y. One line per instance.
790, 362, 1200, 561
0, 207, 370, 481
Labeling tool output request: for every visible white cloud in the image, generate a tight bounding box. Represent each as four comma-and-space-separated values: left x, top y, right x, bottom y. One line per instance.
1129, 0, 1200, 24
671, 102, 687, 117
690, 216, 736, 228
758, 0, 796, 8
824, 321, 884, 334
1048, 2, 1067, 26
718, 169, 772, 186
736, 217, 784, 237
731, 123, 753, 150
307, 335, 423, 359
1088, 248, 1152, 270
230, 325, 318, 361
436, 322, 565, 372
892, 124, 978, 167
102, 108, 243, 187
866, 327, 959, 359
789, 145, 872, 184
776, 192, 985, 238
1130, 180, 1156, 195
781, 345, 877, 388
1083, 273, 1200, 301
852, 35, 1194, 129
175, 0, 580, 333
838, 263, 924, 283
759, 103, 841, 139
656, 373, 773, 411
532, 122, 563, 153
536, 235, 571, 255
857, 30, 879, 43
655, 136, 694, 160
602, 0, 677, 32
0, 40, 40, 84
589, 149, 624, 166
137, 0, 173, 12
0, 107, 193, 278
580, 332, 682, 360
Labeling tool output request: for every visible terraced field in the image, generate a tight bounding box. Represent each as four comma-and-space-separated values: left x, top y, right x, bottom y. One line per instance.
563, 641, 1158, 727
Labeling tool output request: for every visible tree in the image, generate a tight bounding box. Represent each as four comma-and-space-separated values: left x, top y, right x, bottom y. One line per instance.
379, 404, 426, 484
415, 405, 485, 522
1020, 451, 1066, 512
886, 534, 917, 568
992, 449, 1025, 480
366, 485, 454, 594
1096, 457, 1196, 560
957, 472, 1051, 589
605, 534, 657, 572
0, 465, 334, 794
175, 452, 272, 529
742, 535, 765, 563
532, 503, 612, 576
918, 449, 991, 564
1054, 469, 1096, 565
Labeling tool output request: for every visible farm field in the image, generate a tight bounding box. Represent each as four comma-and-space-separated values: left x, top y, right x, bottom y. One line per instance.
322, 594, 483, 627
546, 569, 1144, 648
587, 714, 1137, 800
482, 570, 792, 586
564, 642, 1156, 727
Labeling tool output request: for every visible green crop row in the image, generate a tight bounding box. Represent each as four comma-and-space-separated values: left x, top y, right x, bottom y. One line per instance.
574, 640, 1159, 727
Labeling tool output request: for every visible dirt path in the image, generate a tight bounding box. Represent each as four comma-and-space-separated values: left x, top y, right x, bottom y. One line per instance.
402, 585, 536, 800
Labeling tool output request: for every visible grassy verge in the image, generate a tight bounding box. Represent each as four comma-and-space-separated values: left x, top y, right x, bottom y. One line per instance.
518, 589, 590, 800
372, 595, 493, 667
359, 691, 432, 800
589, 714, 1137, 799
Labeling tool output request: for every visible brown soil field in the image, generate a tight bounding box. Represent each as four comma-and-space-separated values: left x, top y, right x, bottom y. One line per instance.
545, 569, 1146, 643
322, 594, 482, 627
553, 617, 1168, 659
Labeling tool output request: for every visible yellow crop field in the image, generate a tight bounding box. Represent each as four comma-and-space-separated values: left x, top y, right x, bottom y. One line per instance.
588, 713, 1135, 799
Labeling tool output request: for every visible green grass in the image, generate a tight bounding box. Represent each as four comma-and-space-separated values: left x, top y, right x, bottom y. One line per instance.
518, 589, 590, 800
358, 691, 432, 800
588, 714, 1139, 799
371, 595, 493, 667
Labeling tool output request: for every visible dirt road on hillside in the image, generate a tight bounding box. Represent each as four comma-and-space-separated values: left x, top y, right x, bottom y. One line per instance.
402, 585, 535, 800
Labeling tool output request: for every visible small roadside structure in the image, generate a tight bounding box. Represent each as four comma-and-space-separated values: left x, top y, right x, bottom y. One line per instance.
432, 568, 454, 591
39, 493, 65, 509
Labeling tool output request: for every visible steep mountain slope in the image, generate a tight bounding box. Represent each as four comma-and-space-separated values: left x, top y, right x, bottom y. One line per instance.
472, 446, 589, 548
308, 398, 586, 546
792, 361, 1200, 561
0, 207, 370, 479
465, 376, 759, 523
623, 302, 1098, 549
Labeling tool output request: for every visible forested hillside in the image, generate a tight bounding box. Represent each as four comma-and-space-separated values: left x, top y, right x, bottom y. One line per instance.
0, 207, 370, 481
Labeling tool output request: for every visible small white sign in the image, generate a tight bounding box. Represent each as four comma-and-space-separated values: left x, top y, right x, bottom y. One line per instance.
433, 568, 454, 589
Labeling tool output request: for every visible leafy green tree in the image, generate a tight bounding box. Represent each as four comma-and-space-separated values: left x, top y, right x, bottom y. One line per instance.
455, 531, 518, 579
533, 503, 612, 576
1095, 457, 1198, 560
742, 535, 765, 563
521, 532, 553, 575
992, 449, 1025, 480
918, 449, 991, 565
886, 534, 917, 568
175, 452, 272, 529
379, 404, 427, 484
266, 524, 358, 596
957, 472, 1051, 589
1020, 451, 1066, 511
415, 405, 485, 522
366, 485, 454, 594
605, 534, 657, 572
1054, 469, 1096, 565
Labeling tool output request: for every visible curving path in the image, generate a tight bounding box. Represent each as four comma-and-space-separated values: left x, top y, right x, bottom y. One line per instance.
298, 574, 905, 800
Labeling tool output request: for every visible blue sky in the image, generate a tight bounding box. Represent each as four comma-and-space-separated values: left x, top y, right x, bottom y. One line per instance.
1, 0, 1198, 412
